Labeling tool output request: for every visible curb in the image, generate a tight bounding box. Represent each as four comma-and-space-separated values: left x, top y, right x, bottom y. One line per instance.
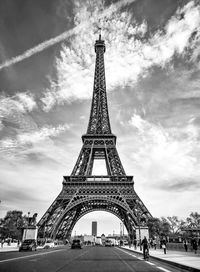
122, 247, 200, 272
0, 248, 19, 253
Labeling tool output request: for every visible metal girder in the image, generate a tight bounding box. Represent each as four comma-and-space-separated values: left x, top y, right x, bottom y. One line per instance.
71, 138, 125, 176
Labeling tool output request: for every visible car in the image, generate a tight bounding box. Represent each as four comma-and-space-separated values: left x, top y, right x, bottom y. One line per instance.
123, 240, 129, 246
43, 240, 55, 249
19, 239, 37, 251
105, 240, 112, 247
71, 239, 82, 249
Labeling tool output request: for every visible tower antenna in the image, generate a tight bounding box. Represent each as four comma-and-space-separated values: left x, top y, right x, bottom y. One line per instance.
98, 27, 102, 40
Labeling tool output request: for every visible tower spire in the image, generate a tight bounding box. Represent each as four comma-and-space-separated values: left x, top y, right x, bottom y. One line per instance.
99, 27, 101, 40
86, 31, 111, 134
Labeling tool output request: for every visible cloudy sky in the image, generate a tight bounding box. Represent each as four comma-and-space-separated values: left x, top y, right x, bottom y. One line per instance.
0, 0, 200, 236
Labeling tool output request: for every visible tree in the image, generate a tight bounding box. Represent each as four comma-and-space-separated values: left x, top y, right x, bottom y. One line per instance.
167, 216, 186, 235
147, 217, 161, 238
0, 210, 25, 240
159, 217, 171, 237
186, 212, 200, 228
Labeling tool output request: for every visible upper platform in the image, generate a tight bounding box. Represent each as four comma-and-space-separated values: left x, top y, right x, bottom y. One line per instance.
63, 175, 134, 184
95, 34, 106, 52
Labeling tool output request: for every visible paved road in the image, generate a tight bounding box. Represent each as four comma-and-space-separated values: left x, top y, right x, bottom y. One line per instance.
0, 246, 189, 272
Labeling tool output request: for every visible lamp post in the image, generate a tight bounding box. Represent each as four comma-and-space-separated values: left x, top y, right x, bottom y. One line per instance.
27, 212, 30, 227
122, 221, 124, 244
24, 212, 30, 240
137, 212, 142, 251
119, 222, 122, 246
43, 223, 46, 240
135, 205, 147, 251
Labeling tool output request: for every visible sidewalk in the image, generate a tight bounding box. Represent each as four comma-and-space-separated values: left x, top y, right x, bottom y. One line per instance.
0, 243, 65, 253
122, 245, 200, 271
0, 243, 19, 252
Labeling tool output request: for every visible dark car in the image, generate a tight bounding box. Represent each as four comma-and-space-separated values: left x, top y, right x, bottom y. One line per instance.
105, 240, 112, 247
19, 239, 37, 251
71, 239, 82, 249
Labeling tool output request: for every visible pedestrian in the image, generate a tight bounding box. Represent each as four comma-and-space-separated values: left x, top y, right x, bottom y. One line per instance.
183, 239, 188, 252
141, 236, 148, 260
153, 239, 157, 250
162, 239, 167, 254
1, 239, 4, 248
133, 238, 137, 250
150, 239, 153, 248
193, 239, 198, 254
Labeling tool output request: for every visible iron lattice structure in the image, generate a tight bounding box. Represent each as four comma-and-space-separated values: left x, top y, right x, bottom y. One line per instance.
38, 35, 152, 239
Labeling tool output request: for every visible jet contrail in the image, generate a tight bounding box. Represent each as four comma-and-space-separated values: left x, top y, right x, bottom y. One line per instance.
0, 23, 86, 71
0, 0, 137, 71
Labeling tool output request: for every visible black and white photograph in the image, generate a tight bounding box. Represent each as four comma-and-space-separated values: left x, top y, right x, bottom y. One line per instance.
0, 0, 200, 271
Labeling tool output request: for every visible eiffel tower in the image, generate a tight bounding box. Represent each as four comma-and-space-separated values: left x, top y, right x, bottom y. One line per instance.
38, 33, 151, 240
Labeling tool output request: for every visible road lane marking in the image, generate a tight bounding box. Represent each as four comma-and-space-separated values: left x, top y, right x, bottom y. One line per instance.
117, 248, 173, 272
117, 248, 142, 259
116, 247, 156, 265
55, 250, 89, 272
0, 249, 65, 263
113, 248, 137, 271
157, 267, 172, 272
148, 262, 155, 265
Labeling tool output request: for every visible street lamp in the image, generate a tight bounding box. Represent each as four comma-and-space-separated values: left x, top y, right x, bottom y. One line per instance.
120, 222, 122, 237
28, 212, 30, 223
137, 212, 142, 251
24, 212, 30, 240
135, 206, 148, 251
122, 221, 124, 244
120, 219, 125, 245
43, 223, 46, 240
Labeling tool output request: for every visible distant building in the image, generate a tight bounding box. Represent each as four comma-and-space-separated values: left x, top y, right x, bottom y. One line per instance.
92, 221, 97, 236
84, 235, 95, 244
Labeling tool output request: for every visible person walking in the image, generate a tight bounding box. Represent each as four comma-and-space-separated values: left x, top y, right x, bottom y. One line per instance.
1, 239, 4, 248
162, 239, 167, 254
153, 239, 157, 250
183, 239, 188, 252
141, 236, 149, 260
133, 238, 137, 250
193, 239, 198, 254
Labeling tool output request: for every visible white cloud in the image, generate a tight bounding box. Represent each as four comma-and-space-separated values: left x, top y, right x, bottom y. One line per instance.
0, 92, 38, 132
42, 1, 200, 110
129, 114, 200, 188
0, 124, 70, 154
18, 124, 69, 144
15, 92, 37, 112
0, 92, 37, 116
